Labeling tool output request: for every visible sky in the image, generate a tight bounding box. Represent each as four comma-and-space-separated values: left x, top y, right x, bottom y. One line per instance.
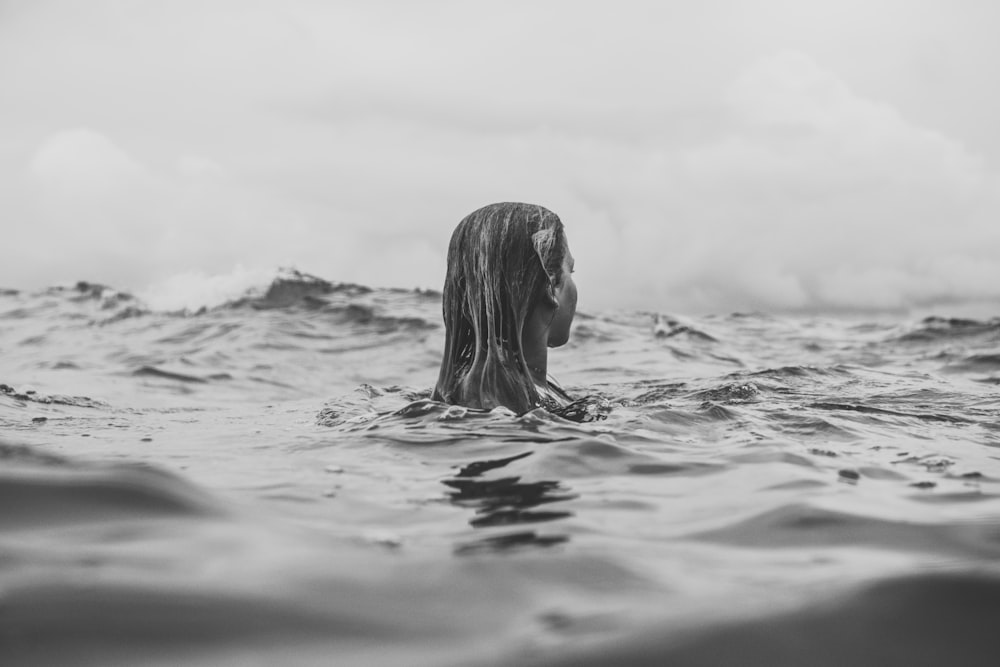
2, 0, 999, 314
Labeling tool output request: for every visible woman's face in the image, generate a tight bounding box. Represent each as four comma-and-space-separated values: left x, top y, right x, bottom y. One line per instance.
547, 241, 577, 347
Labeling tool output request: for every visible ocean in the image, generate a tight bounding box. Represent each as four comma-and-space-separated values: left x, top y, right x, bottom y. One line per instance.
2, 270, 999, 666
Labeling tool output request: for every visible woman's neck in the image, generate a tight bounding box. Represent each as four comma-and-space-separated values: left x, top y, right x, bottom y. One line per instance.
523, 308, 551, 385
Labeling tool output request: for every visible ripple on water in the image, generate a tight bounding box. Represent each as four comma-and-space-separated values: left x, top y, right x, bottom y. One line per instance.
516, 572, 1000, 667
0, 465, 222, 531
691, 503, 1000, 559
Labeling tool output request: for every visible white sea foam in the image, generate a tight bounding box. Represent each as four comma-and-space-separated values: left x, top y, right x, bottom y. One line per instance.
138, 266, 278, 312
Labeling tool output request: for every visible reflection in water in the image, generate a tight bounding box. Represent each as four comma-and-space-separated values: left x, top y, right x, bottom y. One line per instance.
444, 451, 576, 554
453, 531, 569, 556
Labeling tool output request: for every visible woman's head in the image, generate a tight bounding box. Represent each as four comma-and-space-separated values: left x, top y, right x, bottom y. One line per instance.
433, 202, 576, 413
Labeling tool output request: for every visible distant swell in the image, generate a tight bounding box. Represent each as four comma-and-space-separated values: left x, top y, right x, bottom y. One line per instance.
221, 270, 439, 329
133, 366, 210, 384
15, 270, 441, 325
891, 316, 1000, 344
810, 401, 971, 424
223, 269, 439, 317
226, 271, 373, 310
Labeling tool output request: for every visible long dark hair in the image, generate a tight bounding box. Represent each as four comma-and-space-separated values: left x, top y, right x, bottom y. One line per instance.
433, 202, 567, 414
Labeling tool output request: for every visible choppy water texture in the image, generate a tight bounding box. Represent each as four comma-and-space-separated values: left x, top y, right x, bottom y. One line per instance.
2, 274, 1000, 666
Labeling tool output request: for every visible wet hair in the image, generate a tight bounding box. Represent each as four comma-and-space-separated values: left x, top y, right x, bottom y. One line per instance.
433, 202, 567, 414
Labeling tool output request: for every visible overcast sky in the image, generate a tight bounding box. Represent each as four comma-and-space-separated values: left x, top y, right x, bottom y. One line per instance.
2, 0, 999, 313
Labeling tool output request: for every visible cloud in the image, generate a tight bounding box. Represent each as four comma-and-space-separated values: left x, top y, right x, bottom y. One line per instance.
1, 2, 999, 316
599, 51, 1000, 312
28, 128, 152, 197
5, 127, 310, 289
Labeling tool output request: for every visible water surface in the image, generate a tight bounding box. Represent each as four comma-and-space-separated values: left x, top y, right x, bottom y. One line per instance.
2, 275, 999, 665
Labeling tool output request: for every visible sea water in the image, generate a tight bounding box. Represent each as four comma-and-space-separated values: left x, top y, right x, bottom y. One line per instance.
1, 272, 999, 665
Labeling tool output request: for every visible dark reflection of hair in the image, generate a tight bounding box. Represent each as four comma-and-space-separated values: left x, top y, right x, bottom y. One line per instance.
444, 451, 575, 555
433, 202, 567, 415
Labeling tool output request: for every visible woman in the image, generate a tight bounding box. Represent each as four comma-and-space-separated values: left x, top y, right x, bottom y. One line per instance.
433, 202, 578, 415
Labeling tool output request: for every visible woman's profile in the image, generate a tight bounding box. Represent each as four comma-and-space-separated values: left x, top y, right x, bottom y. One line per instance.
433, 202, 579, 416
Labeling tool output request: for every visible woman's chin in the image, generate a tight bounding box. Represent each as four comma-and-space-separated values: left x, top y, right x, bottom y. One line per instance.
547, 333, 570, 348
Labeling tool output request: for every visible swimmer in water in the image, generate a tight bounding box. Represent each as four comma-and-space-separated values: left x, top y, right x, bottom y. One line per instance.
433, 202, 578, 415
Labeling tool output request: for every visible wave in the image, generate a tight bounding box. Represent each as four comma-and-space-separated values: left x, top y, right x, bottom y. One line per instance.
809, 401, 973, 424
1, 382, 108, 408
142, 267, 440, 315
693, 502, 1000, 555
652, 314, 718, 342
890, 315, 1000, 344
132, 365, 215, 384
0, 440, 222, 530
49, 281, 138, 309
0, 280, 147, 324
522, 571, 1000, 667
216, 270, 440, 331
3, 268, 442, 331
941, 353, 1000, 375
743, 364, 852, 379
0, 440, 67, 467
224, 270, 371, 310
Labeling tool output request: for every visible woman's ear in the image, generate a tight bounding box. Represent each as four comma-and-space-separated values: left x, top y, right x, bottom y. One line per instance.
540, 275, 560, 308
